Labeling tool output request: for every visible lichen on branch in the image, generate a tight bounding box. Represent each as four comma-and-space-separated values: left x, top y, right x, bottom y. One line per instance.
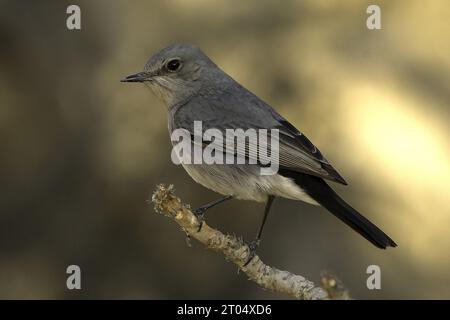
151, 184, 349, 300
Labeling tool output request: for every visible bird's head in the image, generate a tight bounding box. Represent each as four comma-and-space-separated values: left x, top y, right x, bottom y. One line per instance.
121, 43, 216, 106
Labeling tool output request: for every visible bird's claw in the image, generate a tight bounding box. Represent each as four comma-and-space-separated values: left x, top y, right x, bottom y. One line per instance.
193, 207, 206, 232
244, 239, 260, 266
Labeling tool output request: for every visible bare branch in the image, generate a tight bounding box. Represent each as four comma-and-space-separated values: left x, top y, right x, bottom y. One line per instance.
151, 184, 349, 300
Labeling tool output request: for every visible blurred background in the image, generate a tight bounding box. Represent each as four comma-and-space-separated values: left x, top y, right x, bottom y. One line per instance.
0, 0, 449, 299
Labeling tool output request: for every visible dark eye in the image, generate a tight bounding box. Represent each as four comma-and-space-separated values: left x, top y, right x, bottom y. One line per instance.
166, 58, 182, 72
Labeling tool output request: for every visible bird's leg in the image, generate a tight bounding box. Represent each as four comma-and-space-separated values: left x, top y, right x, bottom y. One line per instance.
193, 195, 232, 232
244, 195, 275, 266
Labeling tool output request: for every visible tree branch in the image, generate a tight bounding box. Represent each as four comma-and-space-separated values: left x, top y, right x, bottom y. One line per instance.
151, 184, 349, 300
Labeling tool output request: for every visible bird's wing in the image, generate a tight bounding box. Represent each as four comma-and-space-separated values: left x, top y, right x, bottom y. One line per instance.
172, 89, 347, 185
272, 116, 347, 184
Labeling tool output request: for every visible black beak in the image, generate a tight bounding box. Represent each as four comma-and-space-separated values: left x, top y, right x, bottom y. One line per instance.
121, 72, 148, 83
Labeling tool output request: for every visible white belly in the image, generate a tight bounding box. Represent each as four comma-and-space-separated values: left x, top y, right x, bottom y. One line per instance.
181, 163, 319, 205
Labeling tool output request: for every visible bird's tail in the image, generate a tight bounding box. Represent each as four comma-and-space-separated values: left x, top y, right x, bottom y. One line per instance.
281, 170, 397, 249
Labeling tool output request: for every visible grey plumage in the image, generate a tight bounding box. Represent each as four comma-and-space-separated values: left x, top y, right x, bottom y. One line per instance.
122, 43, 397, 249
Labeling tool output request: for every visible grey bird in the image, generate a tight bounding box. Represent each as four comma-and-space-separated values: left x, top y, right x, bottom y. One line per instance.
122, 43, 396, 263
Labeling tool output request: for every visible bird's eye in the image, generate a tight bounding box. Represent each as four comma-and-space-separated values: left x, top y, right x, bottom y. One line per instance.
166, 58, 182, 72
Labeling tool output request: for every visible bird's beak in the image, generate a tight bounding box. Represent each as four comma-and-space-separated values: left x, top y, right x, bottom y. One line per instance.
120, 72, 149, 83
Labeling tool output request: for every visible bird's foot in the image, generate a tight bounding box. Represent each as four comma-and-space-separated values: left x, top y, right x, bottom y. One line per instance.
244, 239, 260, 267
193, 207, 207, 232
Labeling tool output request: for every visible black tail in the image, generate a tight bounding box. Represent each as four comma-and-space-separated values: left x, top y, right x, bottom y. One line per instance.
280, 170, 397, 249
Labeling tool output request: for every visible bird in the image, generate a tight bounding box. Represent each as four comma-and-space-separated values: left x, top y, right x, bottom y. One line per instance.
121, 43, 397, 264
